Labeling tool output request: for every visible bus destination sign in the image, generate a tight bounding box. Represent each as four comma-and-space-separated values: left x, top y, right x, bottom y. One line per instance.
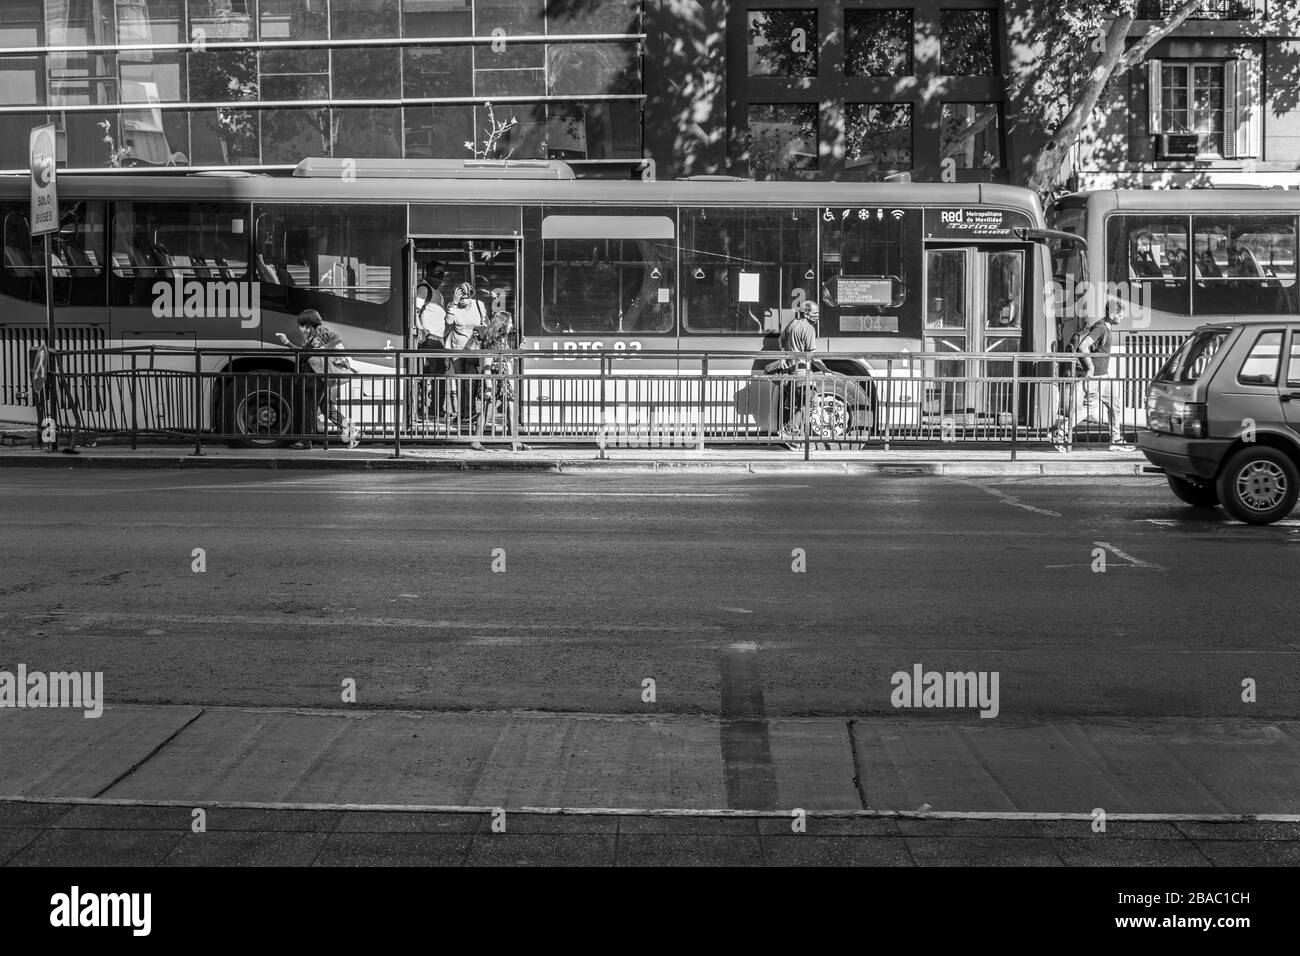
834, 276, 894, 306
925, 207, 1021, 239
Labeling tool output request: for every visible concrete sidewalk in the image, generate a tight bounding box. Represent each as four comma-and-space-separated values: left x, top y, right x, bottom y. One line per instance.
0, 436, 1152, 476
2, 704, 1297, 866
3, 704, 1298, 865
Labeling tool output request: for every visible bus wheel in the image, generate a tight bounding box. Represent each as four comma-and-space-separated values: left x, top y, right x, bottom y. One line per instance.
1166, 475, 1219, 509
222, 370, 294, 448
807, 392, 852, 441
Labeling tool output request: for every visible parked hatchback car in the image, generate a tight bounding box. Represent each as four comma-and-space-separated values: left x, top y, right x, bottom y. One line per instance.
1140, 321, 1300, 525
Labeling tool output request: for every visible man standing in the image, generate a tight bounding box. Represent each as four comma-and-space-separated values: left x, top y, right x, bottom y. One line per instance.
774, 302, 819, 441
1052, 302, 1132, 453
414, 260, 447, 421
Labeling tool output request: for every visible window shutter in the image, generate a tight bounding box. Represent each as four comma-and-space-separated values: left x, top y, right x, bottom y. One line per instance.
1147, 59, 1162, 135
1223, 60, 1238, 158
1235, 56, 1262, 159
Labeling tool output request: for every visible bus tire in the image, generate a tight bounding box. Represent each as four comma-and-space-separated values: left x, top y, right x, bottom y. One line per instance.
1216, 446, 1299, 525
1166, 474, 1219, 509
221, 368, 295, 448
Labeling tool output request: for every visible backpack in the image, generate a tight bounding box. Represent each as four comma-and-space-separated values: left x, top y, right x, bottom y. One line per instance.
1068, 321, 1108, 374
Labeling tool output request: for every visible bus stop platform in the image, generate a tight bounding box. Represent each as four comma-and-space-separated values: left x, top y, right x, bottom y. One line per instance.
0, 437, 1150, 477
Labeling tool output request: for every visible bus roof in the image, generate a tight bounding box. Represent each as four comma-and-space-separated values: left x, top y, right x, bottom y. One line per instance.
1053, 188, 1300, 214
0, 169, 1043, 214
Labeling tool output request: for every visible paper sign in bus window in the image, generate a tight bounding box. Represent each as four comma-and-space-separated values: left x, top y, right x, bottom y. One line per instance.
737, 271, 760, 302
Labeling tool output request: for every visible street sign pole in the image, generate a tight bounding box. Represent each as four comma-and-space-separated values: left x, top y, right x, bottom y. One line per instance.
29, 124, 58, 451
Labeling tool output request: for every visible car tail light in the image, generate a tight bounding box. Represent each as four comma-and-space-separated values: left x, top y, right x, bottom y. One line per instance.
1170, 401, 1207, 438
1146, 392, 1207, 437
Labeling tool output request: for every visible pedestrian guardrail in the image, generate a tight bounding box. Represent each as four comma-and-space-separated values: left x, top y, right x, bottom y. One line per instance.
26, 345, 1170, 458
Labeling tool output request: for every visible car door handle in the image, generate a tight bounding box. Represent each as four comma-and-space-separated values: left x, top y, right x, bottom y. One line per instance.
1283, 393, 1300, 402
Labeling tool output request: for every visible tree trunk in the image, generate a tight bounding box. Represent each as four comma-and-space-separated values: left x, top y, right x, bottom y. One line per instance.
1025, 0, 1211, 200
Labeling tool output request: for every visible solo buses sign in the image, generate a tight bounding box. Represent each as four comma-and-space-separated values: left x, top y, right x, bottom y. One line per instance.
29, 123, 58, 236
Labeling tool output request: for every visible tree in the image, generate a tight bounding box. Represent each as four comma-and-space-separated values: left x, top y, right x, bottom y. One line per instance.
1005, 0, 1300, 199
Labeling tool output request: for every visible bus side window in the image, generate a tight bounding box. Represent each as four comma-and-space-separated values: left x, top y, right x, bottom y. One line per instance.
1191, 216, 1299, 317
1105, 214, 1190, 316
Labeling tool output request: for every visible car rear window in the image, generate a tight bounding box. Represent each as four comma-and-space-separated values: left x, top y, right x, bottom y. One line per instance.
1156, 328, 1229, 384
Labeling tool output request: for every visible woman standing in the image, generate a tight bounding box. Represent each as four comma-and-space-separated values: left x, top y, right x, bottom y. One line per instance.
442, 282, 486, 425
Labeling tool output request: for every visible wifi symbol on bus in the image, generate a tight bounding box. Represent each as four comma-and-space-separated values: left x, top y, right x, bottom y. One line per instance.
890, 209, 905, 221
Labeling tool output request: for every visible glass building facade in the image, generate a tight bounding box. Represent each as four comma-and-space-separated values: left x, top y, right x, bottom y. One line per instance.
0, 0, 644, 173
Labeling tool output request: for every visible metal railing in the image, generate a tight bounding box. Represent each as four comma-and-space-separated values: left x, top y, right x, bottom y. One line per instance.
24, 345, 1173, 458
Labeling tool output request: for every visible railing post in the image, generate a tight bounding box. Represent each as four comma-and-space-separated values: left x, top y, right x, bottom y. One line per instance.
598, 352, 608, 460
393, 349, 403, 459
697, 355, 707, 453
1010, 359, 1020, 463
191, 348, 203, 457
802, 358, 810, 462
883, 358, 893, 452
129, 352, 138, 451
322, 353, 331, 451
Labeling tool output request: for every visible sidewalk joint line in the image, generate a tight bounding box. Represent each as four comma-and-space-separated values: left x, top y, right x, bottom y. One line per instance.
89, 708, 206, 799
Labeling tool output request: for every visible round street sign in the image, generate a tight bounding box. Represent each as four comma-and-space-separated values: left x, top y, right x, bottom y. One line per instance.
29, 124, 58, 236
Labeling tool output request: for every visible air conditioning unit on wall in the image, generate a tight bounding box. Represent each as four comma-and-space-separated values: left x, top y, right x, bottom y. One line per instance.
1158, 134, 1200, 159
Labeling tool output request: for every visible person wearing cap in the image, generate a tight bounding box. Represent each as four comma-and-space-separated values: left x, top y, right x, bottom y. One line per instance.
770, 301, 820, 441
275, 309, 359, 449
1051, 301, 1131, 453
414, 260, 448, 422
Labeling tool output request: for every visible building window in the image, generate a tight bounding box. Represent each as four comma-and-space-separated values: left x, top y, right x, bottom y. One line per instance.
845, 103, 911, 170
940, 103, 1002, 170
747, 10, 818, 77
940, 9, 997, 76
1158, 61, 1225, 156
747, 104, 818, 176
844, 10, 911, 77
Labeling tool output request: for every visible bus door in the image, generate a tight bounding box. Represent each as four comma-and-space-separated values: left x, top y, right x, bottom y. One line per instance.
408, 237, 520, 344
923, 245, 1028, 422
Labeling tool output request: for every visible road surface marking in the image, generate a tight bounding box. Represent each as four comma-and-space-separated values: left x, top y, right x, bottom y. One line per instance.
8, 611, 723, 634
1095, 540, 1163, 570
959, 480, 1062, 517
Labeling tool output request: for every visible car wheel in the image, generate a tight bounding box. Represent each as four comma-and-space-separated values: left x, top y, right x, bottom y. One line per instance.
1216, 446, 1300, 525
806, 392, 852, 441
1166, 474, 1219, 509
222, 369, 295, 448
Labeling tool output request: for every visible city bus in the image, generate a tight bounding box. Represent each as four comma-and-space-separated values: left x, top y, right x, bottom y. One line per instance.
0, 159, 1057, 444
1046, 187, 1300, 383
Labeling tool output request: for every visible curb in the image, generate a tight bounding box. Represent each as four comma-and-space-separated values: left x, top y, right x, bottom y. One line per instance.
0, 452, 1150, 477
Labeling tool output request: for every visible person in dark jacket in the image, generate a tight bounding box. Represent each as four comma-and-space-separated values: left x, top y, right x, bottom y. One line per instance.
276, 309, 359, 449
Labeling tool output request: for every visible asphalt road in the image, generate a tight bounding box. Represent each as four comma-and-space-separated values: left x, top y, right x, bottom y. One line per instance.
1, 469, 1296, 720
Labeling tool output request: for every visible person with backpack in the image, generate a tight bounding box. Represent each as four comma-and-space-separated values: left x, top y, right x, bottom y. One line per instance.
1051, 302, 1132, 453
413, 260, 447, 422
276, 309, 360, 449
